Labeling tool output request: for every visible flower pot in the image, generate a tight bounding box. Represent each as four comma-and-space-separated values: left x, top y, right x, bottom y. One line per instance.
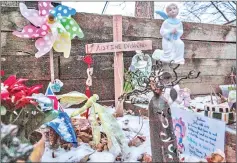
28, 131, 46, 162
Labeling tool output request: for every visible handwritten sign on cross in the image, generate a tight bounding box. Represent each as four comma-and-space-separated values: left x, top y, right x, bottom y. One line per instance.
85, 15, 152, 117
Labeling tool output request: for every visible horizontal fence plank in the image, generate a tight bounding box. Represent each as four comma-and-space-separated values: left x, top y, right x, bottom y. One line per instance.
180, 83, 224, 95
0, 71, 230, 97
60, 55, 115, 79
1, 56, 59, 80
60, 79, 115, 101
2, 9, 236, 42
60, 55, 235, 79
2, 54, 234, 80
125, 37, 236, 59
1, 1, 21, 7
2, 32, 236, 59
85, 40, 153, 54
0, 78, 115, 101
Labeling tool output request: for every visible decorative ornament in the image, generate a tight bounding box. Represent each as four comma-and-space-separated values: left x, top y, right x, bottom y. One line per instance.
51, 79, 64, 92
130, 50, 152, 78
154, 3, 185, 64
82, 55, 93, 119
173, 117, 186, 154
13, 2, 84, 58
45, 82, 63, 111
125, 50, 152, 96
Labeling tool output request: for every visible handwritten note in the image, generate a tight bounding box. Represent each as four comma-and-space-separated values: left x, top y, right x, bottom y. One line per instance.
171, 107, 225, 160
186, 117, 219, 158
85, 40, 152, 54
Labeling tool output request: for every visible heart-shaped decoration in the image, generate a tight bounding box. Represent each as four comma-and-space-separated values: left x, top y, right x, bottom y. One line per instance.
83, 55, 93, 65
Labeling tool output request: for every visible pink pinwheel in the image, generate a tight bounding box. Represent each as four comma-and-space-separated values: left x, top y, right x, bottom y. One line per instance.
13, 2, 84, 58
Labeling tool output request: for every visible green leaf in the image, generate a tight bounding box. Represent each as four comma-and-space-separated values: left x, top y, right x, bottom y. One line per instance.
0, 106, 6, 115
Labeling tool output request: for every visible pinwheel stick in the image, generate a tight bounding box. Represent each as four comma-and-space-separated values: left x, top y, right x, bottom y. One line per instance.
50, 50, 54, 82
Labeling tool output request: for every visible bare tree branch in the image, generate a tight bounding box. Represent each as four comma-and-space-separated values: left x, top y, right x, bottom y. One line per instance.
227, 2, 236, 14
211, 1, 230, 22
186, 9, 202, 22
183, 3, 212, 13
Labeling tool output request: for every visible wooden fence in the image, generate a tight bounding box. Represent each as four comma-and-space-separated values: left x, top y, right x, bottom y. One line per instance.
1, 4, 236, 103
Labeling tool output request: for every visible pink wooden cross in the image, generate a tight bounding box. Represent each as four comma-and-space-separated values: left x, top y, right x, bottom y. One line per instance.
85, 15, 152, 117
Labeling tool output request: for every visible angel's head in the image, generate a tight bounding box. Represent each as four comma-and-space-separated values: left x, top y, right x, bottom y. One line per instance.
166, 3, 179, 18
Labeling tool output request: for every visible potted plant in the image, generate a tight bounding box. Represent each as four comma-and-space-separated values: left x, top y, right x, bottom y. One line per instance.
1, 72, 59, 162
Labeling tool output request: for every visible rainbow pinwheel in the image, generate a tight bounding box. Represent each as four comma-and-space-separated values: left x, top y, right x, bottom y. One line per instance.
13, 2, 84, 58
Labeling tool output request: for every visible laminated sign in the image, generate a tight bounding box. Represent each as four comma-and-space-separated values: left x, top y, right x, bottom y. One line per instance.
171, 107, 226, 162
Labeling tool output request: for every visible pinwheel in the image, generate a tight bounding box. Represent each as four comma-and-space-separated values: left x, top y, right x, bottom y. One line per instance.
13, 2, 84, 58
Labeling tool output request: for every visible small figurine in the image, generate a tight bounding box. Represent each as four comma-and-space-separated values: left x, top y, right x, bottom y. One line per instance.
180, 88, 191, 107
205, 149, 225, 163
153, 3, 185, 64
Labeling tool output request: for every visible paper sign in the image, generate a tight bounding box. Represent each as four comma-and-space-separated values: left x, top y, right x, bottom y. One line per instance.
171, 107, 226, 162
85, 40, 152, 54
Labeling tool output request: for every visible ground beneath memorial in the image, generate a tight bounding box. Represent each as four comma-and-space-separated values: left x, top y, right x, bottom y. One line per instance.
40, 95, 236, 162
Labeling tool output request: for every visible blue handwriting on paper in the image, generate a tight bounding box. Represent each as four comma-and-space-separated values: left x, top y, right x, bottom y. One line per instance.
186, 116, 219, 158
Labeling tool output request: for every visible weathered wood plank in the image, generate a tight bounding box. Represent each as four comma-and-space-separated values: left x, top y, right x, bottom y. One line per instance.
124, 38, 236, 59
0, 73, 230, 97
60, 79, 115, 101
1, 1, 38, 8
1, 1, 21, 7
11, 79, 114, 102
1, 7, 30, 30
113, 15, 124, 116
60, 55, 115, 79
2, 32, 236, 59
180, 83, 223, 95
180, 75, 230, 95
2, 9, 236, 42
2, 53, 233, 80
60, 76, 229, 99
85, 40, 152, 54
60, 56, 235, 79
1, 56, 59, 80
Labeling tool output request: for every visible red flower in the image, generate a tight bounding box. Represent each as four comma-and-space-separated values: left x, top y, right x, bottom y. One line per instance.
1, 89, 9, 99
3, 75, 17, 87
1, 74, 43, 110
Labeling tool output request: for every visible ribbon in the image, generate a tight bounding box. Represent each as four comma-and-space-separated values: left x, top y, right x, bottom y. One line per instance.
86, 68, 93, 87
82, 54, 93, 119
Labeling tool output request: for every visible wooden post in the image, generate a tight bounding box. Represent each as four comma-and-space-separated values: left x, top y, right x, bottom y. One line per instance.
135, 1, 154, 19
113, 15, 124, 117
85, 15, 152, 117
49, 50, 54, 83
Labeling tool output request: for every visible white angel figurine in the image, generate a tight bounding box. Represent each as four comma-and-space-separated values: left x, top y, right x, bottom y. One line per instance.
153, 3, 185, 64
